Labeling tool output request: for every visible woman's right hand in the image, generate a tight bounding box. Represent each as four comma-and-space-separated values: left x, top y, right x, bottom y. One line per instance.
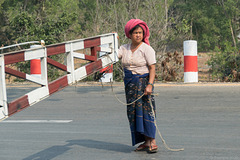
144, 84, 153, 95
112, 32, 119, 39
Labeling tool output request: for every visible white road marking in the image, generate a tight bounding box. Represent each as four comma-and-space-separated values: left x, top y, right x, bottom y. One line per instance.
2, 120, 73, 123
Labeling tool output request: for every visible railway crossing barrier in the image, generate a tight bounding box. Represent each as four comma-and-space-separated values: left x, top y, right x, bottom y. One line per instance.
0, 33, 118, 120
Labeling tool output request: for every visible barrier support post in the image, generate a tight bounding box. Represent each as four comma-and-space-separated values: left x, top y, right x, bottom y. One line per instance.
113, 33, 119, 63
66, 43, 75, 84
41, 47, 48, 86
0, 54, 8, 119
99, 44, 113, 82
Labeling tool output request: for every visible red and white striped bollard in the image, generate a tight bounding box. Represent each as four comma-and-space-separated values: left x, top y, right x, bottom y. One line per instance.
183, 40, 198, 83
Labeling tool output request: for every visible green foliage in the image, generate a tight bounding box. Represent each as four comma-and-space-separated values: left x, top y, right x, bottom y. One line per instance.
1, 0, 240, 82
1, 0, 81, 81
172, 0, 240, 52
1, 0, 81, 46
172, 0, 240, 82
207, 44, 239, 82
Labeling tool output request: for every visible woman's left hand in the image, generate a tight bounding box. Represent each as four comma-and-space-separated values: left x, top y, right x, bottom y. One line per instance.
145, 64, 155, 95
144, 84, 153, 95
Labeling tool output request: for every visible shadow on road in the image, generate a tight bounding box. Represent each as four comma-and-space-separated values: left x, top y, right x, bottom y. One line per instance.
23, 139, 133, 160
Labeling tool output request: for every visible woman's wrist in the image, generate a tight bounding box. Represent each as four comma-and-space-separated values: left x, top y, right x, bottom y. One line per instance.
148, 82, 154, 87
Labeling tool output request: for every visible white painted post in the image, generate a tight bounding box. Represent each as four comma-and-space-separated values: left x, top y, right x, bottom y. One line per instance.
41, 47, 48, 86
66, 42, 75, 84
99, 43, 113, 82
113, 33, 119, 63
183, 40, 198, 83
25, 46, 49, 105
0, 54, 8, 119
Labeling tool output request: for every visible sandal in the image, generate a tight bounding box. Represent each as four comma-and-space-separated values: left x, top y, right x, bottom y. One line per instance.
148, 145, 158, 153
135, 144, 149, 151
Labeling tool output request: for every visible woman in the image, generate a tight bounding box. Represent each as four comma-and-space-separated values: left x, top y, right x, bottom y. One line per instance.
118, 19, 158, 153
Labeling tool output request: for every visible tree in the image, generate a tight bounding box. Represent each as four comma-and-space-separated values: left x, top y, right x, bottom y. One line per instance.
0, 0, 82, 47
171, 0, 240, 52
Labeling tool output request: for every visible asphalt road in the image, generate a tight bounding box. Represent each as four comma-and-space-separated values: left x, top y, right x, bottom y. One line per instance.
1, 83, 240, 160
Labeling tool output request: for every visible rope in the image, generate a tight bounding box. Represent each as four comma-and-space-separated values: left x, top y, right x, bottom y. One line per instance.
110, 80, 144, 105
105, 53, 184, 152
109, 80, 184, 151
73, 52, 184, 152
149, 95, 184, 151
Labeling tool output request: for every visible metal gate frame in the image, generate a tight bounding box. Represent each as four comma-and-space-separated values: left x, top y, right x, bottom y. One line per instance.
0, 33, 118, 120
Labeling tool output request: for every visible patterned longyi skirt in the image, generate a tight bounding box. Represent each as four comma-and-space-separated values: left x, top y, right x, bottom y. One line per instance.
125, 76, 156, 146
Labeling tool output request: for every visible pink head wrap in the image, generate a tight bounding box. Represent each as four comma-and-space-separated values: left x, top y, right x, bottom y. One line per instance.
124, 19, 150, 45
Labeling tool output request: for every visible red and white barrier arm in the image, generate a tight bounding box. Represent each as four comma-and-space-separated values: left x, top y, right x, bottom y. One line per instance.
0, 33, 118, 119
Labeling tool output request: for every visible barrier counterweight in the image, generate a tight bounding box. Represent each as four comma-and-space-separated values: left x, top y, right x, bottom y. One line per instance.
30, 45, 42, 78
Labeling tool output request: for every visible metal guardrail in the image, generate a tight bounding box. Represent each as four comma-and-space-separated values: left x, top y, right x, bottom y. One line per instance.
0, 40, 45, 54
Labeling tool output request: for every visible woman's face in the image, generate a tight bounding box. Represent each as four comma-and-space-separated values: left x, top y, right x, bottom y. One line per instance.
130, 27, 144, 44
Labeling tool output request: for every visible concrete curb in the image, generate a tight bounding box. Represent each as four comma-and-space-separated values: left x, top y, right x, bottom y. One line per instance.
6, 81, 240, 87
